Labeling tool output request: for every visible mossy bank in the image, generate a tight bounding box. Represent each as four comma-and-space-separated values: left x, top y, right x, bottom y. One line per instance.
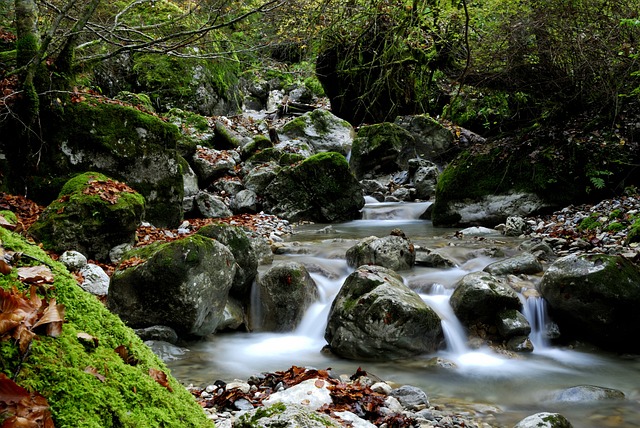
0, 227, 212, 427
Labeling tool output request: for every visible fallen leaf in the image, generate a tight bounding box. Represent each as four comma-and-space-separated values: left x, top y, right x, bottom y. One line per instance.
77, 332, 99, 348
32, 299, 65, 337
114, 345, 138, 366
17, 266, 54, 285
0, 373, 55, 427
84, 366, 106, 382
149, 368, 173, 392
0, 215, 15, 230
0, 259, 11, 275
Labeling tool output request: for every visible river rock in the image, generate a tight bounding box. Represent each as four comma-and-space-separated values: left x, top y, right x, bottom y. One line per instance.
79, 263, 110, 295
279, 109, 354, 156
394, 114, 456, 162
243, 162, 281, 194
389, 385, 430, 411
414, 247, 456, 268
349, 122, 416, 180
539, 254, 640, 352
551, 385, 625, 402
181, 158, 200, 214
262, 378, 332, 411
346, 234, 416, 271
29, 172, 145, 262
59, 250, 88, 271
503, 216, 528, 236
255, 262, 318, 331
134, 325, 179, 344
192, 146, 237, 185
107, 235, 236, 337
231, 189, 259, 213
483, 253, 543, 276
513, 412, 573, 428
412, 164, 440, 200
197, 223, 258, 301
450, 271, 522, 327
263, 152, 365, 222
497, 309, 532, 339
236, 403, 340, 428
194, 191, 233, 218
325, 265, 443, 360
217, 297, 246, 331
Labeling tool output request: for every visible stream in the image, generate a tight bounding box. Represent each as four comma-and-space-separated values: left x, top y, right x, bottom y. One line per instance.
167, 200, 640, 427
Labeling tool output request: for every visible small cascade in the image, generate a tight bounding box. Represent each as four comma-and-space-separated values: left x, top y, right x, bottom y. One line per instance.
360, 201, 431, 220
523, 296, 551, 350
420, 287, 469, 354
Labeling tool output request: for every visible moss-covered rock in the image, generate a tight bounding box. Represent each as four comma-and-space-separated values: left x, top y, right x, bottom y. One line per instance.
107, 235, 236, 337
345, 235, 416, 271
349, 123, 415, 180
279, 109, 354, 156
0, 227, 212, 427
255, 262, 318, 332
263, 152, 364, 222
539, 254, 640, 352
32, 100, 184, 228
197, 223, 258, 302
28, 172, 145, 261
325, 265, 443, 360
240, 135, 274, 161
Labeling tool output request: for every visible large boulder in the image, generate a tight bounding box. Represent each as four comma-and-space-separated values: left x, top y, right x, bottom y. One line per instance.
325, 265, 443, 360
538, 254, 640, 351
345, 234, 415, 271
263, 152, 365, 222
255, 262, 318, 331
107, 235, 236, 337
38, 101, 184, 227
29, 172, 145, 261
279, 109, 355, 156
483, 253, 544, 276
450, 271, 522, 328
349, 123, 415, 180
394, 114, 456, 162
197, 223, 258, 301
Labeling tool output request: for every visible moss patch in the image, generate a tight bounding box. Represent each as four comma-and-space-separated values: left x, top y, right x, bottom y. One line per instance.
0, 228, 211, 427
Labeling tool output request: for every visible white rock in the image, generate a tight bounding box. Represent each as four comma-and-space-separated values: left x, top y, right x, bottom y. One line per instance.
334, 411, 377, 428
59, 250, 87, 271
261, 378, 332, 411
79, 263, 110, 295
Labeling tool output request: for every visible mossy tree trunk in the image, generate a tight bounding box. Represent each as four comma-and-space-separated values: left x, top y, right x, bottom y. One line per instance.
14, 0, 41, 127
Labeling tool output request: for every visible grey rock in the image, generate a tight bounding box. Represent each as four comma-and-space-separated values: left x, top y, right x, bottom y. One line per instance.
192, 146, 237, 184
244, 162, 281, 194
497, 309, 532, 338
346, 235, 416, 271
513, 412, 573, 428
450, 271, 522, 327
255, 262, 318, 331
506, 335, 534, 352
134, 325, 179, 343
414, 247, 456, 268
109, 243, 133, 264
143, 340, 189, 362
412, 165, 439, 200
483, 253, 543, 275
107, 235, 236, 337
195, 192, 233, 218
79, 263, 110, 295
389, 385, 430, 411
504, 216, 528, 236
279, 109, 354, 156
394, 114, 456, 161
59, 250, 87, 271
236, 403, 340, 428
231, 189, 259, 213
551, 385, 625, 402
325, 265, 443, 360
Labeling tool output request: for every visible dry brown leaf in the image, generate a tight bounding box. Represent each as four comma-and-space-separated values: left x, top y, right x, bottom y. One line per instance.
77, 332, 99, 348
0, 259, 12, 275
114, 345, 138, 366
0, 373, 55, 427
148, 368, 173, 392
32, 299, 65, 337
17, 266, 54, 285
0, 215, 15, 230
84, 366, 106, 383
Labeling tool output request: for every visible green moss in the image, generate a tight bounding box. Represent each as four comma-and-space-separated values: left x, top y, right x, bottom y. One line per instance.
578, 213, 602, 231
609, 209, 623, 219
115, 91, 155, 112
606, 221, 625, 232
166, 108, 209, 133
237, 402, 287, 426
626, 218, 640, 245
0, 228, 212, 427
0, 210, 18, 224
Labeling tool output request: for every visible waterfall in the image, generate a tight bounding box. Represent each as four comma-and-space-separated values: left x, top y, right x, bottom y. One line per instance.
420, 287, 469, 354
522, 296, 551, 350
360, 201, 431, 220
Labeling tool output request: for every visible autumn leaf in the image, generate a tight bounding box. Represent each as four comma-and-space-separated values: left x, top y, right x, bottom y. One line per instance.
77, 332, 99, 348
0, 373, 55, 427
17, 266, 54, 285
114, 345, 139, 366
32, 299, 65, 338
0, 215, 15, 231
84, 366, 106, 383
148, 368, 173, 392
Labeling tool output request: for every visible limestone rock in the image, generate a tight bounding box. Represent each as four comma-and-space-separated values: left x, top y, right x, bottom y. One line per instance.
107, 235, 236, 337
325, 265, 443, 360
513, 412, 573, 428
346, 235, 416, 271
279, 109, 355, 156
483, 253, 543, 275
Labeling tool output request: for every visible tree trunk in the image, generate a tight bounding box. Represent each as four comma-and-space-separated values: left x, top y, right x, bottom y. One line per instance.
14, 0, 41, 126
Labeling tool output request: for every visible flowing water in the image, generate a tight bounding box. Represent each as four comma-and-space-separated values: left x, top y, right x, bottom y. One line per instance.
167, 201, 640, 427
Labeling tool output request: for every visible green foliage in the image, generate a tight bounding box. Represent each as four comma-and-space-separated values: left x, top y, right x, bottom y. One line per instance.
578, 213, 602, 231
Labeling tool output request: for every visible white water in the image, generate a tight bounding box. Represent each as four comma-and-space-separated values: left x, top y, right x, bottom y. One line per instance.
167, 201, 640, 427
